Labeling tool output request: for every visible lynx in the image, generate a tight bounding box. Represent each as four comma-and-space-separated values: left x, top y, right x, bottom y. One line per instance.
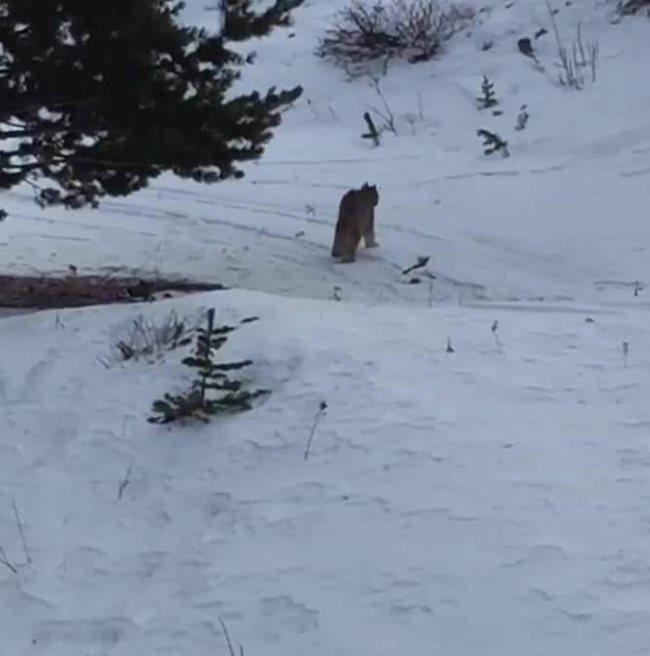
330, 183, 379, 263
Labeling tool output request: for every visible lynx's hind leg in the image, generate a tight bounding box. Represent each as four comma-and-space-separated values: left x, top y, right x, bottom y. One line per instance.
339, 230, 360, 263
363, 211, 379, 248
363, 226, 379, 248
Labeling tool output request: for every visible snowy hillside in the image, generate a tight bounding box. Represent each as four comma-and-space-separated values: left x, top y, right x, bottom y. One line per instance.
2, 0, 650, 306
2, 0, 650, 654
3, 290, 650, 656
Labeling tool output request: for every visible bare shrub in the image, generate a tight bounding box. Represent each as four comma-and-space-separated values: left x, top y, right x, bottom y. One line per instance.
617, 0, 650, 15
112, 310, 196, 362
546, 4, 599, 90
316, 0, 474, 75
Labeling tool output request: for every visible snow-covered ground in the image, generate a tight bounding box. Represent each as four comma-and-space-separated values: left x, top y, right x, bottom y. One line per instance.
2, 0, 650, 654
3, 0, 650, 306
3, 291, 650, 656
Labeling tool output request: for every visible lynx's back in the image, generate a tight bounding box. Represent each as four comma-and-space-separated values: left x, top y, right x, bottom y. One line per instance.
338, 185, 378, 224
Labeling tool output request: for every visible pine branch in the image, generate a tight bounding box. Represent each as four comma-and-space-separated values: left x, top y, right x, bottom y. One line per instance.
0, 0, 305, 208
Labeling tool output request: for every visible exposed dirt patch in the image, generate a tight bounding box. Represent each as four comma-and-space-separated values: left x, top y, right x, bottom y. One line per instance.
0, 274, 225, 310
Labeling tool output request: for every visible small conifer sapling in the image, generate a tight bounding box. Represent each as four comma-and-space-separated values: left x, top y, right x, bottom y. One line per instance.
148, 308, 269, 424
477, 76, 501, 114
477, 129, 510, 157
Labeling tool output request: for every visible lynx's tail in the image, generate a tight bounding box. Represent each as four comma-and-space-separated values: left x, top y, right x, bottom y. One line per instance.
331, 210, 344, 257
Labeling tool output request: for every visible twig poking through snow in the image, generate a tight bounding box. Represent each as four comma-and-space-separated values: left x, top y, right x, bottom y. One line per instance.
117, 417, 133, 500
368, 73, 397, 135
622, 341, 629, 368
218, 617, 244, 656
117, 462, 133, 501
362, 112, 381, 146
304, 401, 328, 461
491, 320, 502, 349
0, 546, 17, 574
402, 255, 430, 275
446, 337, 455, 353
425, 271, 436, 307
11, 500, 31, 565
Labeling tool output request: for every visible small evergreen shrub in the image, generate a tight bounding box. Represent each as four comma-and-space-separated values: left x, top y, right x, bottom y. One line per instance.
148, 308, 269, 424
476, 75, 501, 114
477, 129, 509, 157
